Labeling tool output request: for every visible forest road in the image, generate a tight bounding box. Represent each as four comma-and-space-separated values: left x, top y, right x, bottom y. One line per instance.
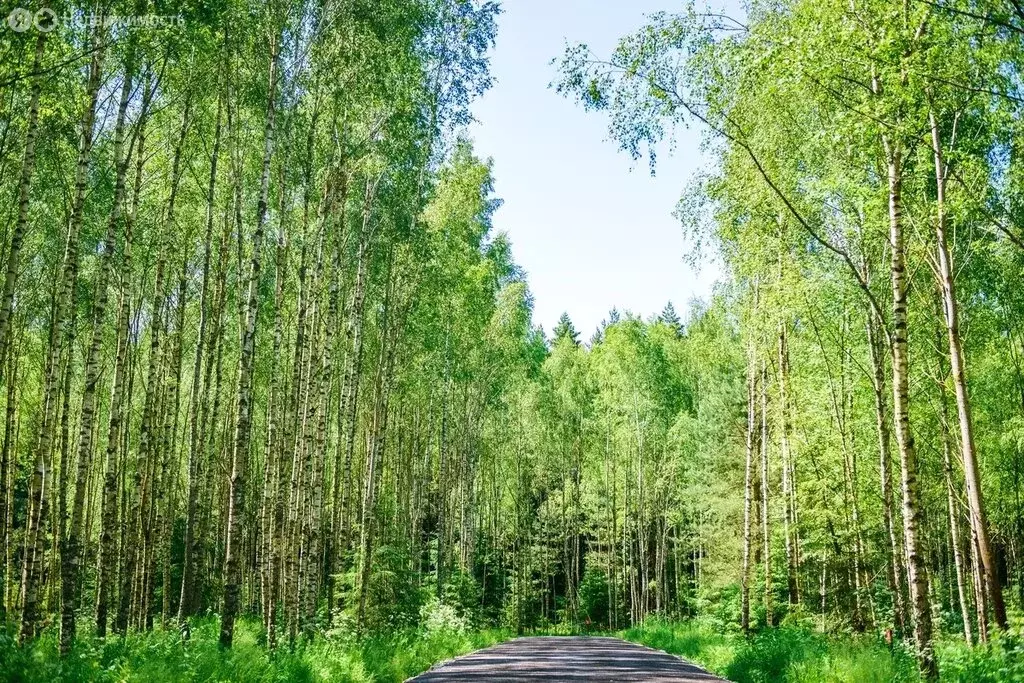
406, 635, 730, 682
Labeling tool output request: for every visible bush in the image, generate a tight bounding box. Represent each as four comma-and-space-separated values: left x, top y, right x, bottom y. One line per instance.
725, 627, 825, 682
577, 568, 610, 629
440, 571, 481, 624
420, 598, 470, 635
937, 628, 1024, 682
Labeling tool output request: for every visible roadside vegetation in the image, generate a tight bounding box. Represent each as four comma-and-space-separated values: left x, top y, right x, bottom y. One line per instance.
5, 610, 1023, 682
624, 618, 1024, 683
0, 614, 511, 683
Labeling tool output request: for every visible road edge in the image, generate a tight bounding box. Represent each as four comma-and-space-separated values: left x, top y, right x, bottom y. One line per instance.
618, 636, 735, 682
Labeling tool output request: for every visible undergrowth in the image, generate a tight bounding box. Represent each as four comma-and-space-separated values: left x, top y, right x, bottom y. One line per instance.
0, 617, 510, 683
4, 615, 1022, 681
623, 618, 1024, 682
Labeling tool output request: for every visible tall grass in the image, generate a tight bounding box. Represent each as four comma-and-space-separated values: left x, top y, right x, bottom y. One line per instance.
623, 619, 1024, 682
0, 618, 510, 682
4, 616, 1021, 681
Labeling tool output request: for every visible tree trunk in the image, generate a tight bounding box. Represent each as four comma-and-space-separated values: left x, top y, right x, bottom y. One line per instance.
940, 366, 974, 643
220, 32, 279, 648
777, 323, 799, 607
0, 30, 47, 370
929, 109, 1006, 630
260, 170, 288, 648
60, 40, 139, 653
120, 93, 190, 636
741, 340, 757, 634
97, 77, 151, 637
19, 32, 105, 645
867, 305, 907, 635
179, 92, 223, 628
1, 345, 19, 617
885, 141, 937, 680
340, 178, 378, 559
759, 361, 772, 627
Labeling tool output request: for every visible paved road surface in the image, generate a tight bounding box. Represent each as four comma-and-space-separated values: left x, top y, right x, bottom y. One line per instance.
407, 636, 729, 682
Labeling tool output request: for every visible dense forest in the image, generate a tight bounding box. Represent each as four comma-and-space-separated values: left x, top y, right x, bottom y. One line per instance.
0, 0, 1023, 681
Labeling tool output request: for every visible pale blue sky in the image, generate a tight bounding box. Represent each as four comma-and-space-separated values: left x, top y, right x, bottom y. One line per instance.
467, 0, 723, 340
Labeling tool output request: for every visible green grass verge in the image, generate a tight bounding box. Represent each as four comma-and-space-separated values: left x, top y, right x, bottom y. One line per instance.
0, 618, 512, 682
621, 619, 1024, 682
5, 617, 1022, 681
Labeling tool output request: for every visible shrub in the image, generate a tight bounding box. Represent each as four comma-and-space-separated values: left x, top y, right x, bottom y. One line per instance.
937, 628, 1024, 682
725, 627, 825, 682
420, 597, 470, 635
577, 568, 610, 628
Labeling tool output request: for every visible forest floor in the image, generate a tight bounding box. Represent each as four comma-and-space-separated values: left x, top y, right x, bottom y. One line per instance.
406, 635, 726, 682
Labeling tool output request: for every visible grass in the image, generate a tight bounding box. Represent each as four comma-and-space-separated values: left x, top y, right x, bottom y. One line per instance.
622, 619, 1024, 682
4, 616, 1022, 681
0, 618, 512, 682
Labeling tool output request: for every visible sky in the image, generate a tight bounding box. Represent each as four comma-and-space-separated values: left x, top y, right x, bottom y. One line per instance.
467, 0, 723, 340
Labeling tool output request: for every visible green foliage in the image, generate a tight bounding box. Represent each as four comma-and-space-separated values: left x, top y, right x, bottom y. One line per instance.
420, 598, 470, 635
936, 628, 1024, 683
577, 568, 610, 628
624, 620, 921, 682
437, 571, 483, 629
552, 312, 580, 346
623, 619, 737, 673
5, 0, 1024, 676
625, 619, 1024, 682
557, 0, 1024, 679
356, 543, 426, 632
725, 628, 830, 682
0, 618, 511, 683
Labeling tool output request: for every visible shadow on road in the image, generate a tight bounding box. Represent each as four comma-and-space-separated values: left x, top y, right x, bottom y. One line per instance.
407, 636, 729, 682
